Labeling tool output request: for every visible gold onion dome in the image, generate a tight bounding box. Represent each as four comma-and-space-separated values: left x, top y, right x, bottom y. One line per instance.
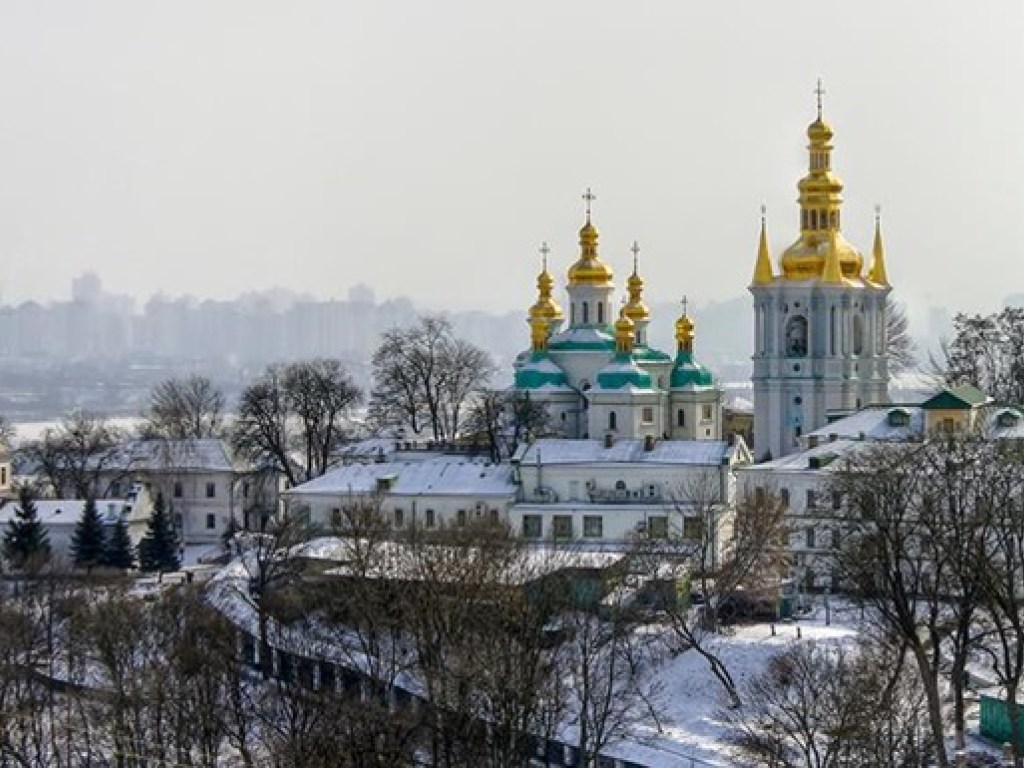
614, 306, 636, 354
623, 242, 650, 323
779, 82, 864, 282
528, 243, 564, 323
567, 189, 615, 287
675, 312, 695, 352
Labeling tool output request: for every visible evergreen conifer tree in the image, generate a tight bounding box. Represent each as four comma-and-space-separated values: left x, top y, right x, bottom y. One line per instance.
138, 493, 180, 572
103, 516, 135, 570
70, 495, 106, 571
3, 486, 51, 569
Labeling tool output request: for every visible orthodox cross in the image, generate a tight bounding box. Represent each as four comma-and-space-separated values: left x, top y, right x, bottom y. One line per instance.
814, 78, 826, 119
630, 240, 640, 273
582, 187, 596, 220
681, 295, 689, 317
539, 241, 550, 270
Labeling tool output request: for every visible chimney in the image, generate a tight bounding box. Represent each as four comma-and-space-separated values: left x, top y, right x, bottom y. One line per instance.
808, 435, 820, 449
604, 433, 614, 449
644, 434, 655, 452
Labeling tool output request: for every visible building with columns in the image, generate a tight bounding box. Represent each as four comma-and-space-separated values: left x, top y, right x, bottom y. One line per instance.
749, 91, 891, 461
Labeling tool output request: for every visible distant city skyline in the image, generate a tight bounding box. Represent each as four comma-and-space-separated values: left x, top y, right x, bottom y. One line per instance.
0, 1, 1020, 322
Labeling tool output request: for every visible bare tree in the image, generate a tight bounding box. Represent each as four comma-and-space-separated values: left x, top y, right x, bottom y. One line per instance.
23, 410, 128, 499
369, 316, 494, 442
464, 389, 554, 462
141, 374, 226, 440
830, 441, 952, 768
886, 298, 916, 376
658, 474, 790, 708
936, 306, 1024, 403
232, 358, 362, 486
726, 638, 933, 768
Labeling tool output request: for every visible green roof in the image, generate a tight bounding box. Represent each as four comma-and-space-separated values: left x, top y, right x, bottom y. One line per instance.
922, 384, 989, 411
595, 353, 653, 390
670, 349, 714, 388
514, 353, 570, 390
633, 345, 672, 362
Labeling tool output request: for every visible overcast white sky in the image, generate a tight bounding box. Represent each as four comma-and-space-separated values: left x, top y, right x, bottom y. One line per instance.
0, 0, 1020, 321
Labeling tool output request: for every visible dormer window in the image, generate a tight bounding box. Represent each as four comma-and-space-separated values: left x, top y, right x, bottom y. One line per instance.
887, 408, 911, 428
997, 410, 1021, 429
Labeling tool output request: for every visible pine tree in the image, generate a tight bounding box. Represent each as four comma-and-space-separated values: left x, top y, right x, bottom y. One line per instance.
3, 486, 51, 569
138, 493, 180, 572
70, 496, 106, 571
103, 517, 135, 570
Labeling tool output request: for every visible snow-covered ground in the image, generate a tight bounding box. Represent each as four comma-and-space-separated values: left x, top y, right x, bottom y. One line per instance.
607, 605, 860, 767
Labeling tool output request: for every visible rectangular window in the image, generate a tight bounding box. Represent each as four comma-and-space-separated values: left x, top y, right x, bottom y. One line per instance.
648, 516, 668, 539
1, 466, 7, 486
831, 527, 840, 550
641, 407, 654, 424
522, 515, 542, 539
831, 491, 842, 510
552, 515, 573, 539
677, 409, 685, 427
206, 513, 216, 530
701, 404, 713, 421
583, 515, 603, 538
242, 482, 250, 499
806, 526, 816, 549
806, 489, 817, 509
425, 508, 436, 528
206, 482, 216, 499
174, 481, 183, 499
331, 508, 342, 528
682, 516, 704, 540
780, 487, 790, 508
394, 508, 404, 527
489, 508, 499, 524
457, 509, 467, 527
110, 481, 122, 498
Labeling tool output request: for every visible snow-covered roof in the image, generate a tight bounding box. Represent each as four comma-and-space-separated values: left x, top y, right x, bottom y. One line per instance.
285, 456, 516, 498
806, 405, 925, 442
515, 438, 733, 466
334, 437, 396, 463
744, 438, 868, 473
105, 438, 238, 473
295, 536, 625, 585
0, 494, 145, 527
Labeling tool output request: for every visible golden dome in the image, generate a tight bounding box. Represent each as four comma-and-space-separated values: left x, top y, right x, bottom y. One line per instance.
623, 242, 651, 323
567, 190, 615, 287
675, 309, 694, 352
779, 88, 865, 282
528, 242, 564, 324
530, 315, 550, 352
614, 307, 635, 354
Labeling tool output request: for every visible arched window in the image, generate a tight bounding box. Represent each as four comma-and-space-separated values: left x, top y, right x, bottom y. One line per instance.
677, 409, 685, 427
608, 411, 617, 431
853, 314, 864, 355
785, 316, 808, 357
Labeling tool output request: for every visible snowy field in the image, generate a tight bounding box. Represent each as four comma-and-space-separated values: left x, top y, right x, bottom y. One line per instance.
606, 604, 860, 767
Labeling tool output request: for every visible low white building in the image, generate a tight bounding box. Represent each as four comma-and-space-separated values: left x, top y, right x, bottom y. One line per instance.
98, 439, 281, 546
0, 483, 152, 567
738, 386, 1024, 589
283, 454, 516, 531
512, 437, 749, 560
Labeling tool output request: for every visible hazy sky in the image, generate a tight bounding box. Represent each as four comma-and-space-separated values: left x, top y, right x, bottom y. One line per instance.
0, 1, 1021, 324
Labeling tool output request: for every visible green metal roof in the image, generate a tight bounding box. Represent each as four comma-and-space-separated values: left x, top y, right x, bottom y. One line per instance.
595, 353, 653, 390
670, 349, 714, 388
921, 384, 989, 410
514, 353, 570, 390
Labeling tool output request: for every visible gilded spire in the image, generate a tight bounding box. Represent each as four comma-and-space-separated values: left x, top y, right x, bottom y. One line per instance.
529, 241, 565, 324
624, 241, 651, 324
674, 296, 695, 353
821, 228, 843, 284
752, 205, 774, 285
779, 82, 865, 281
614, 301, 635, 355
868, 205, 890, 286
567, 188, 614, 287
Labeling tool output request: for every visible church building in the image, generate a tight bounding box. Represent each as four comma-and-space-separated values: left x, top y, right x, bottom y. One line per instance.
749, 88, 891, 461
513, 191, 722, 444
